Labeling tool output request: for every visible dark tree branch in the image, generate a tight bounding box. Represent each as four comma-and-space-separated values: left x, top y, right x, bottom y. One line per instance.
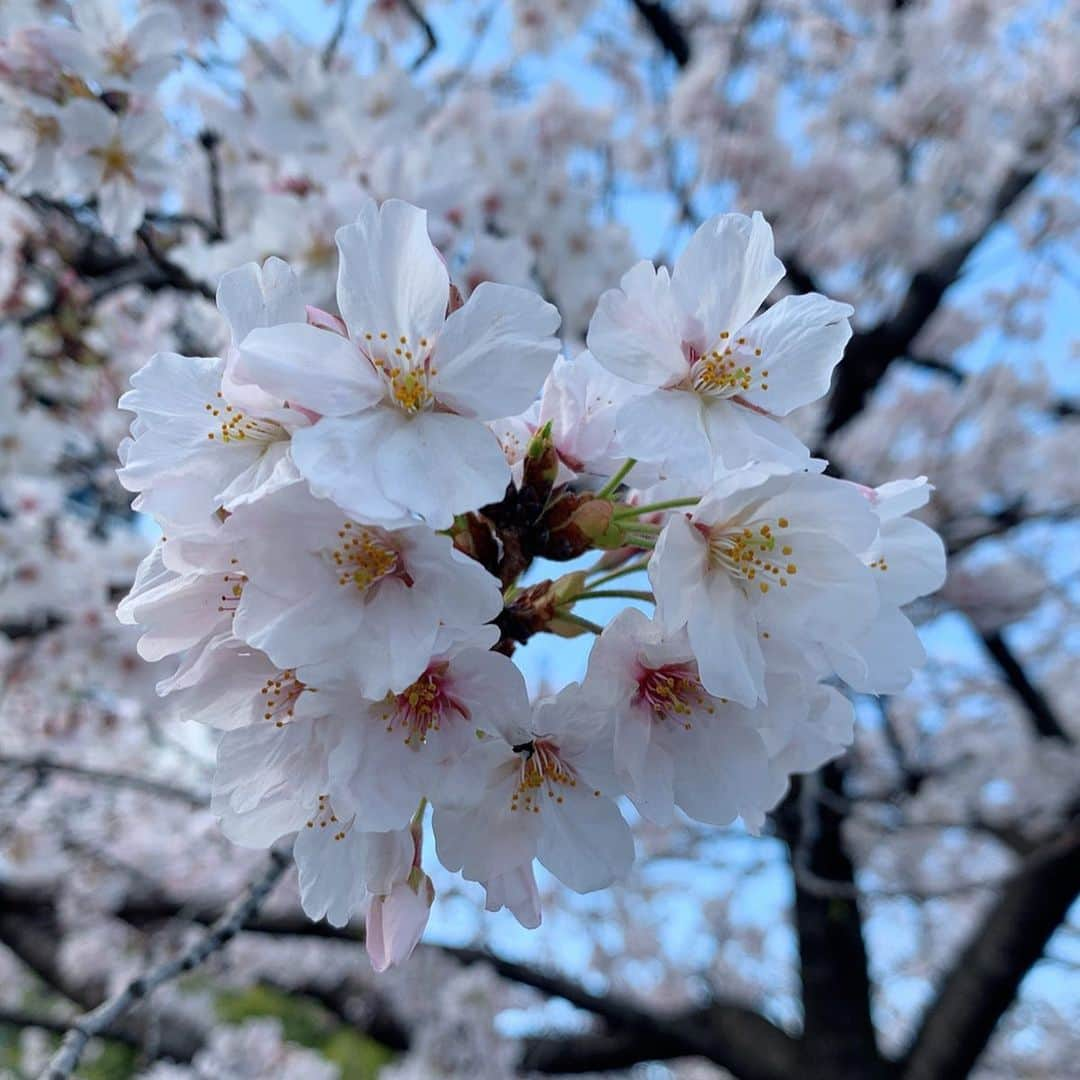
399, 0, 438, 71
778, 766, 890, 1079
321, 0, 357, 68
0, 878, 795, 1079
0, 909, 204, 1065
198, 130, 226, 242
825, 154, 1052, 436
979, 630, 1072, 743
899, 813, 1080, 1080
0, 754, 207, 806
41, 849, 290, 1079
629, 0, 692, 67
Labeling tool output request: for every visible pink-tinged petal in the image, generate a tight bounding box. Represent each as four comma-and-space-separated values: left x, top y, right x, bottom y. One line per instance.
375, 411, 510, 529
737, 294, 853, 415
365, 876, 434, 971
212, 717, 331, 847
289, 412, 413, 527
335, 197, 448, 347
217, 258, 306, 345
236, 323, 384, 416
586, 261, 687, 386
827, 607, 925, 696
432, 282, 560, 419
445, 648, 531, 737
759, 532, 879, 642
671, 212, 784, 342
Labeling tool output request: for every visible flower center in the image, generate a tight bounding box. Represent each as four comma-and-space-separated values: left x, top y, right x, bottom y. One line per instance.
634, 661, 709, 729
105, 42, 138, 77
687, 335, 768, 398
204, 392, 288, 445
261, 670, 312, 727
705, 517, 795, 594
331, 523, 408, 593
217, 563, 247, 613
305, 794, 348, 841
93, 139, 135, 182
380, 662, 469, 746
511, 739, 578, 813
360, 331, 437, 414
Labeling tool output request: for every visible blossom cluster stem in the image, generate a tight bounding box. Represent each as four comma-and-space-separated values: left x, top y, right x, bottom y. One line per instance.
597, 458, 637, 498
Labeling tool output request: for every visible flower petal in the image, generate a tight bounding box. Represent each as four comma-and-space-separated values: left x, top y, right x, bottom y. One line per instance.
236, 323, 384, 417
432, 282, 560, 419
336, 197, 448, 348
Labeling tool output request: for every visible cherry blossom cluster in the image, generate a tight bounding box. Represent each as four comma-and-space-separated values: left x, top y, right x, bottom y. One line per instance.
116, 195, 946, 969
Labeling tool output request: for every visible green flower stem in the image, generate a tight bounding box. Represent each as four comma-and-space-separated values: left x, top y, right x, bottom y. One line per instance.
613, 496, 700, 519
596, 458, 637, 499
574, 589, 655, 603
586, 559, 651, 588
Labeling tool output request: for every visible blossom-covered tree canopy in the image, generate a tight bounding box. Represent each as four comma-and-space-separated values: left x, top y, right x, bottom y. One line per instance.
1, 1, 1077, 1079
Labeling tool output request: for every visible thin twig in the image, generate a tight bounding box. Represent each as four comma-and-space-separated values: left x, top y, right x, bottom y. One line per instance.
322, 0, 357, 68
39, 848, 291, 1080
400, 0, 438, 70
198, 130, 226, 242
0, 754, 207, 807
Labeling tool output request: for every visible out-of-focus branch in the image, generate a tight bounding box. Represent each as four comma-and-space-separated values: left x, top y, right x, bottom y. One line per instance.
321, 0, 357, 68
198, 130, 226, 242
0, 908, 204, 1064
1, 877, 795, 1078
40, 848, 291, 1080
905, 354, 1077, 417
979, 630, 1072, 743
629, 0, 692, 67
400, 0, 438, 71
0, 1008, 140, 1053
825, 143, 1063, 436
777, 766, 889, 1080
0, 754, 207, 807
898, 811, 1080, 1080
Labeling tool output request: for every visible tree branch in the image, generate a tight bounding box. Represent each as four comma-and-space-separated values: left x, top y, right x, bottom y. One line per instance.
399, 0, 438, 71
40, 848, 290, 1080
629, 0, 692, 67
778, 766, 889, 1079
899, 813, 1080, 1079
979, 630, 1072, 743
825, 152, 1054, 436
0, 754, 207, 807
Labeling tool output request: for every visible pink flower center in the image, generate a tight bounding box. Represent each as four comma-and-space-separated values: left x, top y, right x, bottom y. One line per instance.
381, 662, 469, 747
512, 739, 581, 812
331, 523, 411, 593
634, 661, 708, 729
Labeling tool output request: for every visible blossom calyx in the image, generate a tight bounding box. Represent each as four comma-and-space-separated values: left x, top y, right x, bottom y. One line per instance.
539, 493, 620, 560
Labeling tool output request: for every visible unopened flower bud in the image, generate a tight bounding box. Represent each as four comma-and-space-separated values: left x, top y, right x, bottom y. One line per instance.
365, 871, 435, 973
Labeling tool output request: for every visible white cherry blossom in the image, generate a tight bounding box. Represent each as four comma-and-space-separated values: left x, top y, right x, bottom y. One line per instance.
649, 469, 880, 706
229, 484, 502, 699
433, 685, 634, 894
587, 212, 852, 477
235, 197, 561, 529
